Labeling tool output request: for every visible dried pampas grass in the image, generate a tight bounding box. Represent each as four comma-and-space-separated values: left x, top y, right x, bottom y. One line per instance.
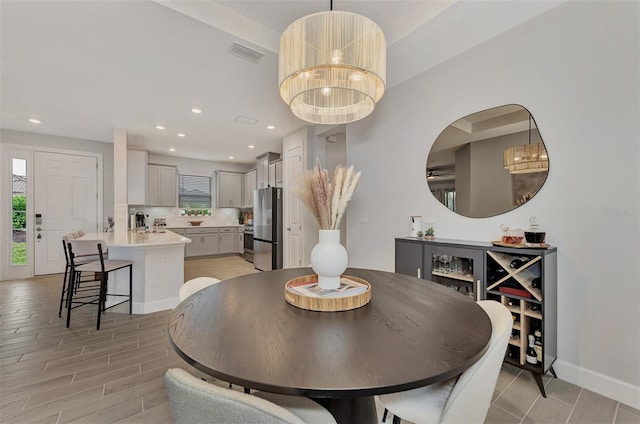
295, 159, 361, 230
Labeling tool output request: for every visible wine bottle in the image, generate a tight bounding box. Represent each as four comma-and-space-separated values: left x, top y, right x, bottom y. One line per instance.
488, 268, 507, 282
526, 335, 538, 364
530, 304, 540, 312
510, 256, 530, 269
531, 277, 541, 289
534, 344, 543, 362
534, 329, 542, 346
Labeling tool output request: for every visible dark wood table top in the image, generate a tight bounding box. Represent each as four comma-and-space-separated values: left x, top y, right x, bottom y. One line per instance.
168, 268, 491, 399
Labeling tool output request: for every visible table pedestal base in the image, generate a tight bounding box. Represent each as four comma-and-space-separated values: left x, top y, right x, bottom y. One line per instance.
315, 396, 378, 424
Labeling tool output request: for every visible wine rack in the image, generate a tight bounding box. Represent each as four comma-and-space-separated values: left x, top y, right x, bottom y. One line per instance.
485, 246, 557, 397
395, 238, 557, 398
486, 251, 542, 300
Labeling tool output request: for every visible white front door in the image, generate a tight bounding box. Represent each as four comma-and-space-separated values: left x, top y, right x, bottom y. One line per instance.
34, 152, 98, 275
284, 144, 305, 268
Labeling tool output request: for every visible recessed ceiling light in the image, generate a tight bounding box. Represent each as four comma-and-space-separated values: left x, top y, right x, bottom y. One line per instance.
228, 156, 234, 160
191, 108, 202, 114
155, 125, 165, 130
177, 133, 186, 138
28, 118, 41, 124
266, 125, 275, 130
169, 148, 176, 152
248, 145, 255, 149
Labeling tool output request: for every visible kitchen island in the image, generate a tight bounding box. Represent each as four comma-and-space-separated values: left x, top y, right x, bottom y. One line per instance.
79, 230, 191, 314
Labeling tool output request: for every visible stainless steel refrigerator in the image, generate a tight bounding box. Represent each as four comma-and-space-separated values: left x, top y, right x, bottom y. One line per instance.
253, 187, 283, 271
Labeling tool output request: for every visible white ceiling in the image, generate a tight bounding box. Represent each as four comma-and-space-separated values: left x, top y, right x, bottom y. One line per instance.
0, 0, 563, 165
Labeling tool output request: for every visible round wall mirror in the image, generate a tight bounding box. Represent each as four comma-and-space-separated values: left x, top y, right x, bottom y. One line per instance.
426, 104, 549, 218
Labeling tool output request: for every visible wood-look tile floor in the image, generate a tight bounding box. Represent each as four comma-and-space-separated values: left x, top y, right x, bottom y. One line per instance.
1, 255, 638, 424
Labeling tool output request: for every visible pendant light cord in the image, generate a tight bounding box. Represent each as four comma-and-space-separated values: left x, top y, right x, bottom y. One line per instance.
528, 114, 532, 145
330, 0, 333, 11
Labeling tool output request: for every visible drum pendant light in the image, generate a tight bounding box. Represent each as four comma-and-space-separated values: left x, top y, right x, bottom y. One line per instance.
278, 0, 386, 124
503, 114, 549, 174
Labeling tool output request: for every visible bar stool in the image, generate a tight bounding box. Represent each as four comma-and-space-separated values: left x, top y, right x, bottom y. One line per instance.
58, 232, 102, 317
66, 240, 133, 330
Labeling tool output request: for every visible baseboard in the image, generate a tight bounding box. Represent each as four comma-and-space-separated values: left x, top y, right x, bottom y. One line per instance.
132, 298, 179, 314
554, 360, 640, 409
104, 297, 178, 314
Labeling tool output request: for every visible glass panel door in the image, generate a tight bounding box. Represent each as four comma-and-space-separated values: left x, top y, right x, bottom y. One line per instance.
11, 158, 27, 265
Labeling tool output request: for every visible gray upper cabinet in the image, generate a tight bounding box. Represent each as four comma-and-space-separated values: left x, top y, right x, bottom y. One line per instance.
147, 164, 177, 206
216, 171, 242, 208
242, 169, 256, 208
256, 152, 280, 189
269, 159, 283, 188
275, 160, 283, 187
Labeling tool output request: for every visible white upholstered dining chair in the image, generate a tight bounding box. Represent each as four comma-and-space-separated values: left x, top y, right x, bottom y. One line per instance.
164, 368, 337, 424
377, 300, 512, 424
178, 276, 222, 302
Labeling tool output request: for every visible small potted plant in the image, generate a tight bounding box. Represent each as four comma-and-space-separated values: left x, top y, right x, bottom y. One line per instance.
424, 226, 435, 240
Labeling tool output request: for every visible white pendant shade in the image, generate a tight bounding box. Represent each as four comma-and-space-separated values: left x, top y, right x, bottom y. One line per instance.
279, 11, 386, 124
503, 143, 549, 174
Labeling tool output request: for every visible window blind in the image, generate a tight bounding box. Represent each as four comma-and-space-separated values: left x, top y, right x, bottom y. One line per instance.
178, 175, 211, 208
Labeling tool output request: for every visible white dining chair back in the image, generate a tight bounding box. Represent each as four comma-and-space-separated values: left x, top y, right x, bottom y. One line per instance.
178, 277, 221, 302
377, 300, 512, 424
164, 368, 337, 424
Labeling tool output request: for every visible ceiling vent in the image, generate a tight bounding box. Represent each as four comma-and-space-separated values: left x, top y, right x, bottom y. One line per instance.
228, 42, 264, 64
234, 116, 257, 125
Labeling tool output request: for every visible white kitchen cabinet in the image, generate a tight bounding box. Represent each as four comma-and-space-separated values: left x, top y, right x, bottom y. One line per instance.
268, 163, 276, 187
216, 171, 242, 208
127, 150, 147, 205
275, 160, 283, 187
256, 152, 280, 189
237, 228, 244, 254
202, 234, 219, 256
185, 228, 219, 257
243, 169, 256, 208
219, 227, 236, 254
147, 164, 177, 206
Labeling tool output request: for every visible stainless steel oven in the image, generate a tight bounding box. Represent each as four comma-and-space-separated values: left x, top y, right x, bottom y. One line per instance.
243, 225, 254, 263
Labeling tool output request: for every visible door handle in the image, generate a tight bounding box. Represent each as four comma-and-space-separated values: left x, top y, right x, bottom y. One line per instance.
286, 227, 291, 231
36, 227, 42, 231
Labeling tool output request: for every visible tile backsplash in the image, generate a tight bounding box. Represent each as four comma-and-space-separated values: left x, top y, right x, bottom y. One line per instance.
127, 206, 241, 227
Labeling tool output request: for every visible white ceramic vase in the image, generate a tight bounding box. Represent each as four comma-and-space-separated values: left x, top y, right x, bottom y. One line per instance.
310, 229, 348, 290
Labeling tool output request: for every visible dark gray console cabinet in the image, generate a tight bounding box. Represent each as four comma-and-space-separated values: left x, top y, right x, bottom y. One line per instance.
395, 237, 558, 397
396, 238, 487, 299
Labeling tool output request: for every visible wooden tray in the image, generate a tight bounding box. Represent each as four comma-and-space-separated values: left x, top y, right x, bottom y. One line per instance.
491, 241, 549, 249
285, 274, 371, 312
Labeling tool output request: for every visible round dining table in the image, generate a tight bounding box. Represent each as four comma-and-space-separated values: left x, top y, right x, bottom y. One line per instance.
168, 268, 492, 424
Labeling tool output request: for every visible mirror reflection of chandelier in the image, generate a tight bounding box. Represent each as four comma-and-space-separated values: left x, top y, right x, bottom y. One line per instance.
503, 114, 549, 174
278, 1, 386, 125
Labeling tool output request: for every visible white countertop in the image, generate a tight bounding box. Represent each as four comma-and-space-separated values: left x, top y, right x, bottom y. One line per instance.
79, 230, 191, 247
